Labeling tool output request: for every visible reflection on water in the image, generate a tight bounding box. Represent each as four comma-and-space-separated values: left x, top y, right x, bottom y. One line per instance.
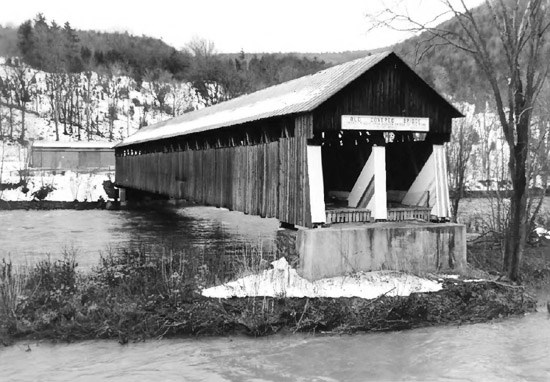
0, 207, 280, 269
0, 311, 548, 381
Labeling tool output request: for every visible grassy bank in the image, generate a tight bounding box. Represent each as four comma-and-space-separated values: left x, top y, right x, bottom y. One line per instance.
0, 246, 537, 345
468, 233, 550, 292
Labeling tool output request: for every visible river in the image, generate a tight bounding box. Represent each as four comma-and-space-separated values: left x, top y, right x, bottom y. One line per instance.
0, 206, 280, 268
0, 207, 549, 381
0, 310, 548, 381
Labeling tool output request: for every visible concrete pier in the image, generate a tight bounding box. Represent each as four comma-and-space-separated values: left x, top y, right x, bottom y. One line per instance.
296, 222, 466, 280
119, 187, 127, 207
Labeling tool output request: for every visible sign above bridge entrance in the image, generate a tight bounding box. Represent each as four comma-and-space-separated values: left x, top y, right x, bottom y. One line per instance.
341, 115, 429, 132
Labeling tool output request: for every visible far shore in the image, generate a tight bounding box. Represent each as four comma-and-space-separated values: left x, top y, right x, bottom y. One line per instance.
0, 199, 117, 210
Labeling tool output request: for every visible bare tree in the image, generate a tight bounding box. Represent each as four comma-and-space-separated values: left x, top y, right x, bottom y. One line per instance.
186, 36, 216, 59
1, 66, 24, 140
143, 69, 173, 113
186, 37, 227, 106
45, 72, 65, 141
0, 75, 13, 139
9, 59, 36, 143
169, 81, 194, 117
0, 76, 4, 140
447, 106, 478, 222
83, 71, 94, 140
371, 0, 550, 281
98, 63, 124, 141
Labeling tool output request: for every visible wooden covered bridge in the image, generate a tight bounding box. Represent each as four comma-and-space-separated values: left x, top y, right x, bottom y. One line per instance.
115, 51, 462, 229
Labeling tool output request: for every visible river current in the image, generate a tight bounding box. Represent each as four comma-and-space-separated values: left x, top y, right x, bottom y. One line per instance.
0, 206, 280, 268
0, 207, 549, 381
0, 311, 549, 381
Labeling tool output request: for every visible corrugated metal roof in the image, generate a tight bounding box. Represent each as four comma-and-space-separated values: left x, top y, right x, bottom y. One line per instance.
118, 52, 394, 147
32, 141, 116, 149
117, 51, 460, 147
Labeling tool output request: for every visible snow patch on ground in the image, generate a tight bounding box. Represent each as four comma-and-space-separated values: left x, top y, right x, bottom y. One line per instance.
1, 171, 112, 202
535, 227, 550, 240
202, 258, 442, 299
1, 142, 113, 202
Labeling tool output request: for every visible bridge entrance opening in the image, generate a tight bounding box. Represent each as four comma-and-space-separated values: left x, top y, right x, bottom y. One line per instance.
318, 130, 444, 224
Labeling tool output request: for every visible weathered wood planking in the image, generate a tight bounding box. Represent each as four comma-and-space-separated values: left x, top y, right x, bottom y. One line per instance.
116, 114, 314, 227
312, 54, 458, 142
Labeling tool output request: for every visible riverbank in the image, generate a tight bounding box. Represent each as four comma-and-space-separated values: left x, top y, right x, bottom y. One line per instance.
0, 169, 113, 204
0, 246, 537, 345
468, 232, 550, 293
0, 200, 119, 210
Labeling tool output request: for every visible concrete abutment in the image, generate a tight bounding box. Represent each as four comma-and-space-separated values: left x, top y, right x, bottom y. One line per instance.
279, 222, 466, 281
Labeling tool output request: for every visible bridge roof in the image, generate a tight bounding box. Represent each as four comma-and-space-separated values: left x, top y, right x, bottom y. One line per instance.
118, 51, 459, 147
33, 141, 116, 149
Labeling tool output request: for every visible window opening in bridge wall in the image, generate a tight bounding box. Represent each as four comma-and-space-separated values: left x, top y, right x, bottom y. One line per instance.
115, 119, 296, 158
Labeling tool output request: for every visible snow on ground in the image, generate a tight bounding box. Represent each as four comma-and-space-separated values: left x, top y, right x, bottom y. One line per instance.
201, 258, 442, 299
0, 171, 112, 202
535, 227, 550, 240
1, 141, 113, 202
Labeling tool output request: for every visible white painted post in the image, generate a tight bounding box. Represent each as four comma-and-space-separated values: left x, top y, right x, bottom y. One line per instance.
433, 145, 451, 218
307, 145, 326, 224
402, 155, 434, 208
371, 146, 387, 220
348, 146, 387, 220
348, 156, 374, 208
402, 145, 450, 219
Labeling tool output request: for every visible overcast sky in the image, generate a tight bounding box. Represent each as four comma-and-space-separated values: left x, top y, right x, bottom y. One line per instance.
1, 0, 484, 53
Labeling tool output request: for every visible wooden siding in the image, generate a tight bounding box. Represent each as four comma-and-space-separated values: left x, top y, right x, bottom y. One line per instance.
312, 54, 458, 139
115, 54, 461, 228
31, 148, 115, 170
116, 115, 313, 227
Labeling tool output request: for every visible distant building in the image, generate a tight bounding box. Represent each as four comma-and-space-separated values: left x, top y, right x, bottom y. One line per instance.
30, 141, 116, 171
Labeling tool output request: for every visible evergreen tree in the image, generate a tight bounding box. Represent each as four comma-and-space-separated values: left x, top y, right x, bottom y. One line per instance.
16, 20, 34, 65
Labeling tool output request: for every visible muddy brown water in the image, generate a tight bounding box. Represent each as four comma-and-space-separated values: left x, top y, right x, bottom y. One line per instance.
1, 206, 549, 381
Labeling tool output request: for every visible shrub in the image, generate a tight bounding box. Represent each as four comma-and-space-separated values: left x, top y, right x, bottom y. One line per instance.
31, 184, 56, 201
94, 246, 206, 304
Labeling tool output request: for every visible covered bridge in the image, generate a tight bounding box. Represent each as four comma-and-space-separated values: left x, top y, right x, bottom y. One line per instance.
116, 51, 462, 229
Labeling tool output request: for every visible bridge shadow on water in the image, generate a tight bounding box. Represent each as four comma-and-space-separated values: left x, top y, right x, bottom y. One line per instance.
0, 205, 280, 284
117, 205, 281, 285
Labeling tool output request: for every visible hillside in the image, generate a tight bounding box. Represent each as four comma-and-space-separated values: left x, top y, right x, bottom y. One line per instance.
0, 15, 330, 146
0, 0, 522, 112
390, 0, 520, 108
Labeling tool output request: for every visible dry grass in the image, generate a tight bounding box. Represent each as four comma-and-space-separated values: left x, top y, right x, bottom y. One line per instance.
0, 259, 28, 341
457, 196, 550, 234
